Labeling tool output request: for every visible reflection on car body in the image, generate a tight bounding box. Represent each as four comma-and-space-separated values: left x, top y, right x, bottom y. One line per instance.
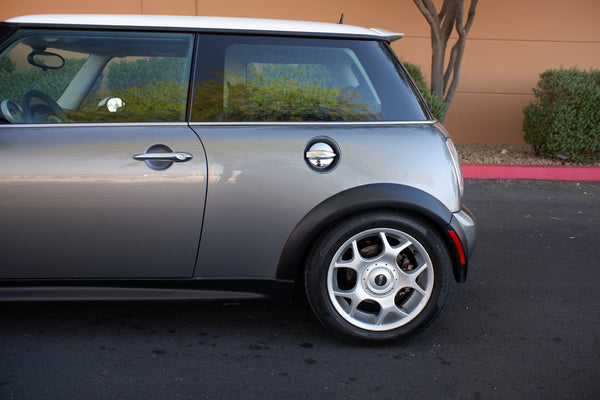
0, 14, 475, 343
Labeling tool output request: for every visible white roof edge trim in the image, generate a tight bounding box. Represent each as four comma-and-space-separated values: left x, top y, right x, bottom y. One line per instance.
4, 14, 403, 40
369, 28, 404, 42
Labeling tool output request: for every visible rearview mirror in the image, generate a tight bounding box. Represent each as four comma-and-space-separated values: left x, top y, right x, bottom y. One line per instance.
27, 50, 65, 70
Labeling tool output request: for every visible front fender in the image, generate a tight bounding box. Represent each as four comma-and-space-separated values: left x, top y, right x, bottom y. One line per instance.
276, 183, 454, 281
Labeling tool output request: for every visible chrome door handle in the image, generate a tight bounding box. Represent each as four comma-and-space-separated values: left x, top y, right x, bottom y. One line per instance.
133, 152, 193, 162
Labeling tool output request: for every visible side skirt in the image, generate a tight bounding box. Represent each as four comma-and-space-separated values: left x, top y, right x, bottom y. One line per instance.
0, 278, 295, 303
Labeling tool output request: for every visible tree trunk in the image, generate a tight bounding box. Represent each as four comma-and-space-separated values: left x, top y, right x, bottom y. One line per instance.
413, 0, 478, 113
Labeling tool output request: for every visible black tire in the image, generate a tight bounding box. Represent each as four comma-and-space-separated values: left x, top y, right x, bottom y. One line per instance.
305, 212, 452, 343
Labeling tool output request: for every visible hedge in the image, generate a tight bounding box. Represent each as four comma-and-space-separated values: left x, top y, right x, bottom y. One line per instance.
107, 57, 187, 88
0, 58, 86, 100
192, 65, 380, 122
523, 67, 600, 164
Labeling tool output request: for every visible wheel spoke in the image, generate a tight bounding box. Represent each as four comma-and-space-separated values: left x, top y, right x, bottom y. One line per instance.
375, 295, 408, 326
403, 261, 429, 296
379, 232, 412, 261
332, 284, 369, 317
411, 284, 427, 297
333, 239, 366, 271
348, 299, 360, 318
379, 232, 412, 263
411, 261, 429, 277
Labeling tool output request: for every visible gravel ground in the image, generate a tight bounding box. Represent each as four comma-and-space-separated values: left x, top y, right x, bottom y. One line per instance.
456, 143, 600, 166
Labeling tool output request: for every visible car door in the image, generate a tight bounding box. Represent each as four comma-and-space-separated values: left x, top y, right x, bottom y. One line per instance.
0, 29, 207, 279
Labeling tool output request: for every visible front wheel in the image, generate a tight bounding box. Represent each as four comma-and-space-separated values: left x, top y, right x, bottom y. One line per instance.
305, 212, 452, 343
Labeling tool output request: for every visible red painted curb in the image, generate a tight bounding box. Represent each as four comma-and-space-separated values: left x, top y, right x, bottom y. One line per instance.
462, 164, 600, 181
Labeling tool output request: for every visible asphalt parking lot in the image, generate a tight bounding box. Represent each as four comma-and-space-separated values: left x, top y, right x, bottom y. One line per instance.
1, 179, 599, 400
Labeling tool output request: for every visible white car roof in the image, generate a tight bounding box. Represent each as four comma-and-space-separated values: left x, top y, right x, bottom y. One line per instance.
5, 14, 404, 41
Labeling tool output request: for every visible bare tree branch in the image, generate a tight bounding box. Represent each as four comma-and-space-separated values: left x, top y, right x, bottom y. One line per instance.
421, 0, 440, 18
464, 0, 479, 32
413, 0, 479, 117
439, 0, 458, 42
444, 39, 466, 105
445, 0, 478, 105
455, 0, 466, 37
413, 0, 438, 30
443, 41, 459, 92
439, 0, 449, 20
415, 0, 444, 98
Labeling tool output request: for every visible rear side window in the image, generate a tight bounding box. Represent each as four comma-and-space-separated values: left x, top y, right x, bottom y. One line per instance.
191, 35, 428, 122
0, 29, 193, 123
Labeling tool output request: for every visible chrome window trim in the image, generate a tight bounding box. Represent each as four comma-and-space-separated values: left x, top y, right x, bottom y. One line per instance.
0, 122, 190, 128
0, 120, 436, 128
188, 120, 436, 127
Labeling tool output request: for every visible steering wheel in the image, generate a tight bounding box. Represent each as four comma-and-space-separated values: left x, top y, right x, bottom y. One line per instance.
22, 90, 64, 123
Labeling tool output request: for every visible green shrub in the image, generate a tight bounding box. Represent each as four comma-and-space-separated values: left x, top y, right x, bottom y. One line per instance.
523, 67, 600, 164
402, 61, 447, 122
0, 57, 16, 73
69, 80, 187, 122
192, 66, 379, 122
223, 67, 378, 121
0, 58, 86, 100
107, 57, 187, 88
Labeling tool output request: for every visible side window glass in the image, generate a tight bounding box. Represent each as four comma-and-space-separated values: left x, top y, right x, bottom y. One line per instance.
0, 30, 193, 124
191, 36, 427, 122
195, 44, 381, 122
0, 40, 85, 123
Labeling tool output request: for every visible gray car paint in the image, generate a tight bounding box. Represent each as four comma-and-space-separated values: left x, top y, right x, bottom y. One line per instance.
0, 16, 474, 308
191, 121, 458, 279
0, 123, 207, 278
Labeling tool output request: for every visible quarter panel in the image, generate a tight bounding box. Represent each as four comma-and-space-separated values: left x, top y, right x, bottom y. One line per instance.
191, 122, 457, 279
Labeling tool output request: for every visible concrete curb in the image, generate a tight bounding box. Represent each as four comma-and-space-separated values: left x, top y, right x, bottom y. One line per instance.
462, 164, 600, 181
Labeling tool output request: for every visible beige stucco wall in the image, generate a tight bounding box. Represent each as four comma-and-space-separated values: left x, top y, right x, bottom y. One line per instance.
2, 0, 599, 143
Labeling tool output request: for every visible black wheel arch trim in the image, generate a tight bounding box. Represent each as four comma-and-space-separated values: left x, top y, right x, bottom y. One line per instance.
276, 183, 467, 282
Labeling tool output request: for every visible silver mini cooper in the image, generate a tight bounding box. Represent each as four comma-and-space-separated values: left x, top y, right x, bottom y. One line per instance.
0, 14, 475, 343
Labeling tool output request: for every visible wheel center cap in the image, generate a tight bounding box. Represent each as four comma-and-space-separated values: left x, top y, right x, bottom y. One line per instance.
374, 274, 387, 286
362, 262, 398, 296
